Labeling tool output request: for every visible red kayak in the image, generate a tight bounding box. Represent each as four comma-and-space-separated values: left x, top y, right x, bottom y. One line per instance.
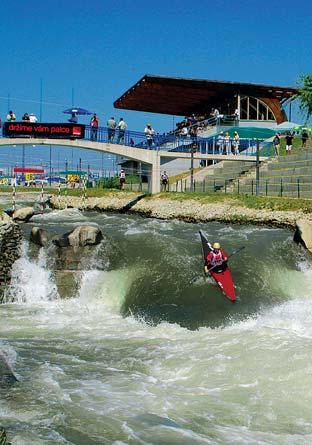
199, 230, 236, 302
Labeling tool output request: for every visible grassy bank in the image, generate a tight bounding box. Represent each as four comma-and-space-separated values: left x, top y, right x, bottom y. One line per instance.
2, 186, 312, 214
150, 192, 312, 213
0, 186, 129, 197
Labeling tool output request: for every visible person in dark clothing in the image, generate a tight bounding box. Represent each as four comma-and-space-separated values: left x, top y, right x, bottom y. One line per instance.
285, 132, 294, 155
302, 130, 309, 148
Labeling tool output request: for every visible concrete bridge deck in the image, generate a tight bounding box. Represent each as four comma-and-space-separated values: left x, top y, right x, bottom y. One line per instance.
0, 138, 268, 193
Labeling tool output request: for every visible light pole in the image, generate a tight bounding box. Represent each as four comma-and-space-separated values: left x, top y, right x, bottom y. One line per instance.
22, 145, 25, 169
190, 138, 197, 192
256, 139, 260, 196
49, 145, 52, 186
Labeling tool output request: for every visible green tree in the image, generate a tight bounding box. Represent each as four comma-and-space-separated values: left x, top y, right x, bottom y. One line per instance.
298, 74, 312, 124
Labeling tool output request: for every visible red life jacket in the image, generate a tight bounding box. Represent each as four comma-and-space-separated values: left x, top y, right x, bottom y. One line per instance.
207, 250, 224, 267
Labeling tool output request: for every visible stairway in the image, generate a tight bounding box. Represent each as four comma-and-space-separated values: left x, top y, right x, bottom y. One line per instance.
228, 144, 312, 198
169, 159, 259, 192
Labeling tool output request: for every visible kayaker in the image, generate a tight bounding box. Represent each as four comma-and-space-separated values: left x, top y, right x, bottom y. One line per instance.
204, 242, 228, 273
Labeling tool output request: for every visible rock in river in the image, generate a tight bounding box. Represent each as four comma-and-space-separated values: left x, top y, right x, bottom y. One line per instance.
13, 207, 34, 222
53, 225, 103, 248
30, 227, 49, 247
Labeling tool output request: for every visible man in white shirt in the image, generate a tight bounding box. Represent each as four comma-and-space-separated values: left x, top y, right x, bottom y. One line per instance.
6, 111, 16, 121
117, 118, 127, 144
107, 117, 116, 142
144, 124, 155, 148
119, 168, 126, 189
29, 113, 38, 123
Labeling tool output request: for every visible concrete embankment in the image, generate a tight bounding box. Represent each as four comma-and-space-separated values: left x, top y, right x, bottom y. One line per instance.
49, 192, 146, 213
49, 193, 311, 228
49, 193, 312, 252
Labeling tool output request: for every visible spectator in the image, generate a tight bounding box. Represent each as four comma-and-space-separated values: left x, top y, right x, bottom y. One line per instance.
180, 126, 188, 138
144, 123, 155, 148
6, 110, 16, 122
107, 117, 116, 142
29, 113, 38, 123
119, 168, 126, 189
68, 112, 78, 124
90, 113, 100, 141
213, 108, 219, 118
117, 118, 127, 144
216, 132, 224, 154
224, 132, 231, 155
285, 132, 294, 155
129, 138, 135, 147
232, 131, 240, 155
273, 134, 281, 156
161, 171, 169, 191
302, 129, 309, 148
22, 113, 30, 122
234, 109, 240, 122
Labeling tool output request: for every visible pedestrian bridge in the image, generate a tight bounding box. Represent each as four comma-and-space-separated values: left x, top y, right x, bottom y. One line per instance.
0, 136, 268, 193
0, 122, 271, 193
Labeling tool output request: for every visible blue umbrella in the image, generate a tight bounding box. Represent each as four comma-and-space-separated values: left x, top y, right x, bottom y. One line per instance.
63, 107, 92, 115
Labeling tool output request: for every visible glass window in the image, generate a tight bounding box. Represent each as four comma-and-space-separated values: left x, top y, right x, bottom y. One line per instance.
248, 97, 257, 120
239, 96, 276, 121
258, 101, 267, 120
240, 97, 248, 119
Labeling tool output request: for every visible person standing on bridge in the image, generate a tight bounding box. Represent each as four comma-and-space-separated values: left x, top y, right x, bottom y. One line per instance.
6, 110, 16, 122
107, 117, 116, 142
232, 131, 240, 155
90, 113, 100, 141
117, 118, 127, 144
144, 124, 155, 149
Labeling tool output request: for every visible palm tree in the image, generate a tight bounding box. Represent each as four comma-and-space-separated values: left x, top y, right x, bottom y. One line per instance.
298, 74, 312, 124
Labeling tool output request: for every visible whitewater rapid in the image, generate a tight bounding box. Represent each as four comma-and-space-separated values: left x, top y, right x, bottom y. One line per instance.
1, 209, 312, 444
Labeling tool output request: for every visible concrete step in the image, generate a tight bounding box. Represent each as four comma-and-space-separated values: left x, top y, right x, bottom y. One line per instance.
260, 167, 312, 177
268, 158, 312, 170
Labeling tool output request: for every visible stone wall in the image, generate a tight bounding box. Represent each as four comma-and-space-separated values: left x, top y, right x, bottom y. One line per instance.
0, 220, 22, 301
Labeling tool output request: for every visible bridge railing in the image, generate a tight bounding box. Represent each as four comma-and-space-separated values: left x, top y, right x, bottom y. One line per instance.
1, 123, 274, 157
84, 125, 273, 157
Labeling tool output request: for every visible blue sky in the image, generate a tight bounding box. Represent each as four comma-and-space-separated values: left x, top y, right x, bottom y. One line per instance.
0, 0, 311, 172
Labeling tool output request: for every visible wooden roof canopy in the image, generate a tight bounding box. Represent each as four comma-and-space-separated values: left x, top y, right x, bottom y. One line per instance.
114, 75, 298, 117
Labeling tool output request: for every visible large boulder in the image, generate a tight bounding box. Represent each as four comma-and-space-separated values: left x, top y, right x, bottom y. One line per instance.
294, 219, 312, 252
30, 227, 49, 247
13, 207, 34, 222
53, 225, 103, 248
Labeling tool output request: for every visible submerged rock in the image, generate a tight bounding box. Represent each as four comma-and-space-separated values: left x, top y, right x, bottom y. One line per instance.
0, 353, 17, 386
53, 225, 103, 248
294, 219, 312, 252
0, 427, 9, 445
13, 207, 34, 222
30, 227, 49, 247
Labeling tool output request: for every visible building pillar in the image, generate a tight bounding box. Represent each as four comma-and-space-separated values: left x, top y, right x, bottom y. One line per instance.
149, 152, 160, 194
237, 93, 241, 118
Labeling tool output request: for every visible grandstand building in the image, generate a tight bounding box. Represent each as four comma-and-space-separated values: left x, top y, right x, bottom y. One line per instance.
114, 74, 298, 132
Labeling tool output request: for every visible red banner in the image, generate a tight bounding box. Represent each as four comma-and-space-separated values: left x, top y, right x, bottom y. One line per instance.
3, 122, 85, 139
14, 168, 44, 173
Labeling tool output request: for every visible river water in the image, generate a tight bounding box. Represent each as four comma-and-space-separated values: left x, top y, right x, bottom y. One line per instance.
1, 206, 312, 444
